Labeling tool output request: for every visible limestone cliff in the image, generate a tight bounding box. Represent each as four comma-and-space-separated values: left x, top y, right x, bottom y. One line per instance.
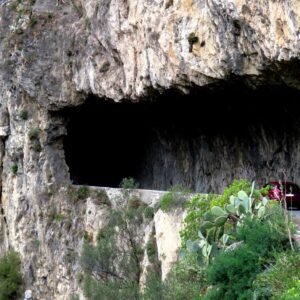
1, 0, 300, 299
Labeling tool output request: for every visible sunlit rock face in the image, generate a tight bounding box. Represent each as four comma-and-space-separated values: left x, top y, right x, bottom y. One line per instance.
1, 0, 300, 298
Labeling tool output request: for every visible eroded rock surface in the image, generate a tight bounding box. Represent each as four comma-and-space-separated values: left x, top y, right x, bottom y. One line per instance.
1, 0, 300, 298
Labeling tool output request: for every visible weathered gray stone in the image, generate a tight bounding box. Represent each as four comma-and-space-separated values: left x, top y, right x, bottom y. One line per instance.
0, 0, 300, 298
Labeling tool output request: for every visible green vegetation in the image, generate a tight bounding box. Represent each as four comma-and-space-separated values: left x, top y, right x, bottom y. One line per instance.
146, 240, 157, 263
75, 179, 299, 300
205, 215, 290, 299
120, 177, 139, 189
28, 127, 39, 140
0, 251, 23, 300
28, 127, 41, 152
144, 206, 154, 219
66, 49, 73, 66
29, 15, 37, 28
19, 109, 28, 120
254, 251, 300, 299
180, 194, 214, 245
80, 204, 147, 300
161, 253, 205, 300
34, 239, 40, 249
188, 33, 199, 46
11, 164, 18, 175
280, 280, 300, 300
76, 186, 90, 200
95, 189, 110, 205
210, 179, 269, 208
159, 185, 191, 212
68, 185, 91, 202
188, 33, 199, 52
53, 214, 65, 222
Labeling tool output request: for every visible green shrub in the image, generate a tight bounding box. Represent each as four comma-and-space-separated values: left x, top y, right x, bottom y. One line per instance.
205, 245, 259, 300
205, 215, 291, 300
53, 214, 64, 222
159, 185, 191, 212
83, 231, 92, 243
19, 109, 28, 120
188, 33, 199, 46
76, 186, 90, 200
28, 127, 41, 151
280, 280, 300, 300
180, 194, 214, 245
162, 253, 205, 300
11, 164, 18, 175
210, 179, 252, 208
0, 251, 23, 300
143, 270, 163, 300
80, 207, 147, 300
146, 241, 157, 263
28, 127, 39, 140
120, 177, 139, 189
127, 195, 145, 209
143, 253, 205, 300
254, 251, 300, 299
29, 15, 38, 27
32, 141, 42, 152
94, 190, 110, 205
144, 206, 154, 219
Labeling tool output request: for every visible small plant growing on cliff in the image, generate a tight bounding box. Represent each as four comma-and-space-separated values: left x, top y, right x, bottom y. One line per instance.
11, 164, 18, 175
120, 177, 139, 189
146, 240, 157, 264
144, 206, 155, 219
80, 206, 146, 299
28, 127, 39, 140
53, 214, 65, 222
0, 251, 23, 300
66, 49, 73, 67
29, 15, 38, 28
19, 109, 28, 120
159, 185, 191, 212
188, 33, 199, 52
76, 186, 90, 200
94, 189, 110, 206
28, 127, 41, 152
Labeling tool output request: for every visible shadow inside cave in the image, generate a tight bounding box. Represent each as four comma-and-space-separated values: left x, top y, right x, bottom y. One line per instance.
61, 83, 300, 193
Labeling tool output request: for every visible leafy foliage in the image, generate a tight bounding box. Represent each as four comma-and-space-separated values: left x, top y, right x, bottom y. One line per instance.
161, 253, 205, 300
11, 164, 18, 175
120, 177, 139, 189
143, 253, 205, 300
76, 186, 90, 200
19, 109, 28, 120
180, 194, 214, 246
0, 251, 23, 300
80, 206, 146, 300
78, 180, 298, 300
143, 206, 154, 219
280, 280, 300, 300
159, 185, 191, 212
210, 179, 267, 209
254, 251, 300, 299
205, 214, 291, 300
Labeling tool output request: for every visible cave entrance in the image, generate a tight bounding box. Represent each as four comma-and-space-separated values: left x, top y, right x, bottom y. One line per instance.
62, 84, 300, 193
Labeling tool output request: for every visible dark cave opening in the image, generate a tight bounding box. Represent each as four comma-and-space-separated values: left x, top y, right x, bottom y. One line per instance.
62, 84, 300, 193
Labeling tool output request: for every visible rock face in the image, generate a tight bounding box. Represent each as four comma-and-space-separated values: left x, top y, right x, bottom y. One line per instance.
1, 0, 300, 298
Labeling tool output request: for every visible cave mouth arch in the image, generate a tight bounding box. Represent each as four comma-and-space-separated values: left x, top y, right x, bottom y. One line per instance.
62, 84, 300, 193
